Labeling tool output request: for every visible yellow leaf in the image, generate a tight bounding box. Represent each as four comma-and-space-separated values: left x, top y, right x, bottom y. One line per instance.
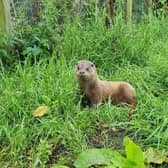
33, 105, 49, 117
145, 147, 168, 165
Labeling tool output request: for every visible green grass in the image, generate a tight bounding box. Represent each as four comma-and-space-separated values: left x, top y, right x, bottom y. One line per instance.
0, 16, 168, 167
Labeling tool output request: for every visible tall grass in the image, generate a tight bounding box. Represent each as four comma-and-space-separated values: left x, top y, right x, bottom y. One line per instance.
0, 12, 168, 167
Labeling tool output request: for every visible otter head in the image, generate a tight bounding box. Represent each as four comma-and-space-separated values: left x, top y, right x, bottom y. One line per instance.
76, 60, 98, 82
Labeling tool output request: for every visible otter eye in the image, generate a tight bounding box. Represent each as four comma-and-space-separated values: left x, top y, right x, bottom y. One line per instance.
86, 68, 89, 71
91, 64, 94, 67
77, 66, 80, 70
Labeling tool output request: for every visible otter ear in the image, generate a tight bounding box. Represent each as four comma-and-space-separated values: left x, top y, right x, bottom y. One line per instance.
91, 63, 94, 67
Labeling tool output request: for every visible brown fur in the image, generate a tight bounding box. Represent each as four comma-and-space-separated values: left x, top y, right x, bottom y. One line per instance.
75, 60, 136, 108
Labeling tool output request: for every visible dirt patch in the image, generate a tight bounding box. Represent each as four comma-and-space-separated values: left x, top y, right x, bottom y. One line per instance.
150, 163, 168, 168
86, 124, 127, 149
46, 142, 74, 168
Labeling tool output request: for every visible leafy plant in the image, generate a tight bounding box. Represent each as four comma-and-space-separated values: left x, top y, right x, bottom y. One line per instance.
33, 139, 52, 168
74, 137, 146, 168
0, 31, 13, 66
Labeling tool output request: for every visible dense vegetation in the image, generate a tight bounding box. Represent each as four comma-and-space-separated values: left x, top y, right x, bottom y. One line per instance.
0, 0, 168, 167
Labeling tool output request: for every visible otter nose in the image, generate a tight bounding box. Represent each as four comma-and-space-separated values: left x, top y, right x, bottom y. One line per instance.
80, 71, 85, 75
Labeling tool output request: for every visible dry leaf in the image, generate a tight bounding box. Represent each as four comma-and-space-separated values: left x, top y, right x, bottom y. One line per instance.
33, 105, 49, 117
145, 147, 168, 165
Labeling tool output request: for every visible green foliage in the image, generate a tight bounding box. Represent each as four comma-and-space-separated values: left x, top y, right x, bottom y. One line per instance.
13, 20, 60, 62
0, 0, 61, 65
74, 137, 146, 168
74, 149, 122, 168
124, 137, 145, 168
0, 31, 13, 65
153, 0, 168, 17
32, 139, 52, 167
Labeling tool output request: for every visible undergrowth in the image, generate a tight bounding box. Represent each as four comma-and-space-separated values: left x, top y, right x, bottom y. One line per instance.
0, 8, 168, 168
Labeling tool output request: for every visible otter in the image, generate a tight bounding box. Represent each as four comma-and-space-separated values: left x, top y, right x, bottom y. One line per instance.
75, 60, 137, 108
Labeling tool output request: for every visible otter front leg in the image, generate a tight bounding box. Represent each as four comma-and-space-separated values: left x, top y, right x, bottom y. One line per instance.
90, 96, 101, 108
81, 94, 91, 107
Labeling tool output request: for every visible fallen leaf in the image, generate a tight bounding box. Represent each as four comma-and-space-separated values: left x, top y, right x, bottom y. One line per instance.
32, 105, 49, 117
145, 147, 168, 165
